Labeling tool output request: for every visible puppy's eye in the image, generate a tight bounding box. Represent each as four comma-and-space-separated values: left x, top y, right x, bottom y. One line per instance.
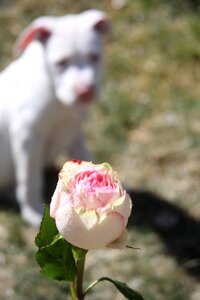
56, 58, 70, 68
88, 53, 100, 64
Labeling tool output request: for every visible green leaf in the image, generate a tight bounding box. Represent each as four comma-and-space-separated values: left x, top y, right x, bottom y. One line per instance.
84, 277, 144, 300
72, 245, 87, 265
35, 238, 77, 281
35, 206, 58, 249
35, 206, 77, 282
102, 162, 112, 171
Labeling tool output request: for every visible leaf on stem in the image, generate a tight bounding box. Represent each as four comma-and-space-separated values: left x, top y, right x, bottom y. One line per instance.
72, 245, 88, 265
35, 206, 58, 248
35, 238, 77, 281
35, 206, 77, 282
84, 276, 144, 300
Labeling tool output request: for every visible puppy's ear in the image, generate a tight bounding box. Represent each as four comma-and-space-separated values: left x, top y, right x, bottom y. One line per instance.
14, 16, 56, 55
81, 10, 110, 34
16, 27, 51, 53
93, 18, 110, 34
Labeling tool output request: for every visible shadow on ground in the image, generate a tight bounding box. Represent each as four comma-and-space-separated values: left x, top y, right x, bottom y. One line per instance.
0, 168, 200, 280
128, 189, 200, 279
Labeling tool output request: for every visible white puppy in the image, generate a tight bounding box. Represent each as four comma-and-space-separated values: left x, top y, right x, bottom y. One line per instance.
0, 10, 109, 226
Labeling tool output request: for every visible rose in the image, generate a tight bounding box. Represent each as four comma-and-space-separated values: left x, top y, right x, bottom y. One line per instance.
50, 160, 132, 250
36, 160, 143, 299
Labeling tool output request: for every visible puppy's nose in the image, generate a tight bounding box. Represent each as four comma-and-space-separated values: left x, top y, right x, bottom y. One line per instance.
76, 85, 95, 102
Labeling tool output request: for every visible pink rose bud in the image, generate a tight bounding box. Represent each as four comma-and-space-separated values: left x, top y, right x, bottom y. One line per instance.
50, 160, 132, 250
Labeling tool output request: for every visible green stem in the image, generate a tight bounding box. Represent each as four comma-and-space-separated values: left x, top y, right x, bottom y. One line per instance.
75, 255, 86, 300
70, 282, 77, 300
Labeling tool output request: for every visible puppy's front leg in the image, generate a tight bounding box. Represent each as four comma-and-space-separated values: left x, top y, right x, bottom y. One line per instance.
10, 127, 44, 227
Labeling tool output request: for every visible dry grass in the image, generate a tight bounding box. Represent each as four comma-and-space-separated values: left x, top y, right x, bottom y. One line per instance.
0, 0, 200, 299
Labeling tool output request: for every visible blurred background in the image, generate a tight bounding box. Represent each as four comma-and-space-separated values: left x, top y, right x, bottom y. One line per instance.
0, 0, 200, 299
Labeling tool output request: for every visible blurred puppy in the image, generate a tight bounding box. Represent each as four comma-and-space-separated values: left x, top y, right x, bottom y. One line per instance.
0, 10, 109, 226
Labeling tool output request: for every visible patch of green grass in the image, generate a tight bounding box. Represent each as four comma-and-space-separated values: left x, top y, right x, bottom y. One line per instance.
170, 89, 200, 115
90, 91, 149, 160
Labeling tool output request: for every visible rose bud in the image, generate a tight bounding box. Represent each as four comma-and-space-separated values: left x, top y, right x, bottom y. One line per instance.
50, 160, 132, 250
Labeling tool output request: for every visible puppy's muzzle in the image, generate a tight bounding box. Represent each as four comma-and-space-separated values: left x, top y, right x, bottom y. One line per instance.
76, 84, 96, 103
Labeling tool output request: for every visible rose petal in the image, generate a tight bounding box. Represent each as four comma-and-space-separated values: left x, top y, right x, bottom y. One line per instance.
106, 229, 128, 250
113, 193, 132, 227
50, 182, 61, 218
77, 209, 98, 230
55, 207, 125, 250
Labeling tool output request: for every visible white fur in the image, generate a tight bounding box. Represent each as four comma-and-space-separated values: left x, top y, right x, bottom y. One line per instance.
0, 10, 109, 226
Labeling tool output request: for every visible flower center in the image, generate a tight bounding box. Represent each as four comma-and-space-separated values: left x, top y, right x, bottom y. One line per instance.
75, 170, 115, 192
72, 169, 117, 209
